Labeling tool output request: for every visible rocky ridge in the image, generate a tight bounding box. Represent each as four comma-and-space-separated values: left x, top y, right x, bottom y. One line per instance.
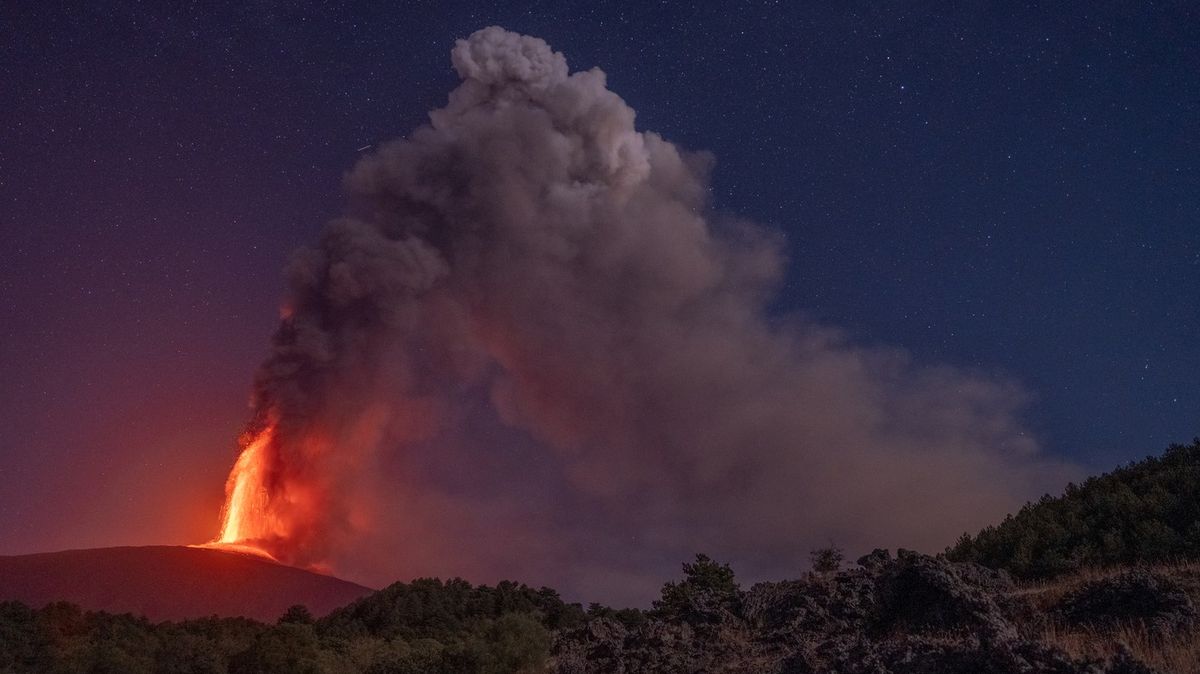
552, 550, 1188, 674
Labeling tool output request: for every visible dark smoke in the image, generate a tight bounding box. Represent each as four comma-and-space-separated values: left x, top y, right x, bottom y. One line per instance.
247, 27, 1074, 604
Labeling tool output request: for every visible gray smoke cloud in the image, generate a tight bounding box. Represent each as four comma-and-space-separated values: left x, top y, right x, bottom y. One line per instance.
246, 27, 1074, 604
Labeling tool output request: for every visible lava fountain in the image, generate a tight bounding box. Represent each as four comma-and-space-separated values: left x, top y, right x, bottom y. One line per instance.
197, 421, 283, 561
216, 427, 276, 549
197, 407, 339, 571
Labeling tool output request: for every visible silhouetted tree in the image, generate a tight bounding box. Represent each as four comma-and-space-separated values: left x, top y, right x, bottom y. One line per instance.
279, 604, 315, 625
811, 546, 845, 575
652, 554, 742, 624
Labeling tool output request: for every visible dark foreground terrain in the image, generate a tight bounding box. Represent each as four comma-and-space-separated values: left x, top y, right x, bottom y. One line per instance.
554, 550, 1200, 674
3, 441, 1199, 672
2, 551, 1198, 673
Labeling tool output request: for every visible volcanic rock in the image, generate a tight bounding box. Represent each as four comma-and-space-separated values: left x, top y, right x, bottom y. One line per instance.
551, 550, 1163, 674
1056, 569, 1196, 634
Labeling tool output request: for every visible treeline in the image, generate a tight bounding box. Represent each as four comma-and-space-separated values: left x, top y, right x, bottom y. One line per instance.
0, 578, 595, 674
0, 556, 756, 674
947, 438, 1200, 578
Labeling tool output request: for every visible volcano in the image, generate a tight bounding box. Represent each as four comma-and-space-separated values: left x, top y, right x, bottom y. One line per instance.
0, 545, 373, 622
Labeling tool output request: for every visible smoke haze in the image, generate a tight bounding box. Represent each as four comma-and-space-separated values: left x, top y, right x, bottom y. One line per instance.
242, 27, 1073, 605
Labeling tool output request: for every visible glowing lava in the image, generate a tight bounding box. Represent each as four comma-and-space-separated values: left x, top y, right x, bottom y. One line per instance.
219, 426, 273, 543
198, 423, 280, 561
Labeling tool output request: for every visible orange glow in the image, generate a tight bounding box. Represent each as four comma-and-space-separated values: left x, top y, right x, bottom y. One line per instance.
219, 425, 274, 544
199, 416, 334, 569
201, 423, 280, 561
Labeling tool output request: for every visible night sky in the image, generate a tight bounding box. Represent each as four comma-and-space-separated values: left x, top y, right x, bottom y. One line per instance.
1, 2, 1197, 591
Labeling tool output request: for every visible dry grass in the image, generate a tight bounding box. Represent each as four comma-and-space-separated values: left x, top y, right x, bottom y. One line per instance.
1040, 622, 1200, 673
1012, 559, 1200, 607
1015, 560, 1200, 672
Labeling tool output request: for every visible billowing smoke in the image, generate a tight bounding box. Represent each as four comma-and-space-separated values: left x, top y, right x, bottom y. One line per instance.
234, 27, 1072, 604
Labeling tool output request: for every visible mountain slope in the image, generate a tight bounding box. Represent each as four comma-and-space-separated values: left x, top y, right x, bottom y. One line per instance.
0, 545, 372, 622
948, 438, 1200, 578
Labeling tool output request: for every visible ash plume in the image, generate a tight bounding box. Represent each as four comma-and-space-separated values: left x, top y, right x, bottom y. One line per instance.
237, 27, 1073, 603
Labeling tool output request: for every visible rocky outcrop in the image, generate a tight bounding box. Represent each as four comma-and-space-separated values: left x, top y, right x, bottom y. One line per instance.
551, 551, 1164, 674
871, 549, 1016, 640
1056, 569, 1196, 635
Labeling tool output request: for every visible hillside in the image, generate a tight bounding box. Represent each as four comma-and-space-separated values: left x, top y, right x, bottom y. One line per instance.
6, 440, 1200, 672
947, 439, 1200, 578
3, 551, 1191, 673
0, 546, 372, 622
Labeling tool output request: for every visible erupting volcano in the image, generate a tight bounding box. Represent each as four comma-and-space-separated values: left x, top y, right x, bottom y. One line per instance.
183, 25, 1070, 599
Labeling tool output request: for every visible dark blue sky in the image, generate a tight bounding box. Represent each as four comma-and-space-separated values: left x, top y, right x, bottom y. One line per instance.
1, 1, 1196, 555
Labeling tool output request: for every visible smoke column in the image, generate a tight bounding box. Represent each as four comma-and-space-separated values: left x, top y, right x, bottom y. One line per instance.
213, 27, 1073, 603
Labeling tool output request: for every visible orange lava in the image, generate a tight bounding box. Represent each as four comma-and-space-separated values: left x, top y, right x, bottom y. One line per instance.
202, 414, 337, 570
219, 425, 274, 543
203, 423, 279, 560
189, 541, 278, 562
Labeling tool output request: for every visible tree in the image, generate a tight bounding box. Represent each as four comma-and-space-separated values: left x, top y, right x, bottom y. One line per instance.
474, 613, 551, 674
947, 439, 1200, 578
810, 546, 844, 575
229, 623, 325, 674
154, 632, 225, 674
652, 554, 741, 624
279, 604, 315, 625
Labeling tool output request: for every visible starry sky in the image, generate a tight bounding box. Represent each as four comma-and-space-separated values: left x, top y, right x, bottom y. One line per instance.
1, 2, 1197, 562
